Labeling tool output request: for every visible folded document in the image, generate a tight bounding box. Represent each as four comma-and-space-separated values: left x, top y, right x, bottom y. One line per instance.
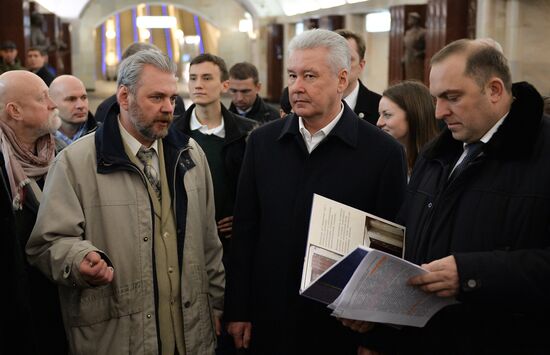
300, 194, 456, 327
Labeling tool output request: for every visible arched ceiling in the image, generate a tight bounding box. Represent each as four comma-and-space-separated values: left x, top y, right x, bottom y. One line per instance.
32, 0, 372, 19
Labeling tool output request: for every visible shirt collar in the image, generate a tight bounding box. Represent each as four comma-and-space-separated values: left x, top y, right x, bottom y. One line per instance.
462, 111, 509, 149
117, 116, 158, 156
236, 106, 252, 116
298, 103, 344, 152
55, 123, 87, 145
190, 108, 226, 138
480, 112, 508, 143
343, 80, 360, 110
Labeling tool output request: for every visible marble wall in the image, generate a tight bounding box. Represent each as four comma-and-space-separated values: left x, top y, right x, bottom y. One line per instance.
477, 0, 550, 96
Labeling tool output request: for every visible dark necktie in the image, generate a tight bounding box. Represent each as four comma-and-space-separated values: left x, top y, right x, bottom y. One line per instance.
137, 147, 161, 198
449, 141, 484, 182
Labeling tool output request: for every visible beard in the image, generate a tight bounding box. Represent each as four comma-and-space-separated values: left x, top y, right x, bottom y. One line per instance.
39, 108, 62, 135
128, 100, 173, 142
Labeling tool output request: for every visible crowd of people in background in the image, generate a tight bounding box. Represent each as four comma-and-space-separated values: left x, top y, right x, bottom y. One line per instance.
1, 25, 550, 355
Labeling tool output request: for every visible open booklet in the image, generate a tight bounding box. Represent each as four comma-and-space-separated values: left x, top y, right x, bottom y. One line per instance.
300, 194, 456, 327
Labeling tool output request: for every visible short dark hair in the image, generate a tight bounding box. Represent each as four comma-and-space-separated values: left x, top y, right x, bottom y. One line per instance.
0, 40, 16, 50
383, 80, 439, 172
431, 38, 512, 94
335, 29, 366, 59
229, 62, 259, 85
27, 47, 47, 56
190, 53, 229, 82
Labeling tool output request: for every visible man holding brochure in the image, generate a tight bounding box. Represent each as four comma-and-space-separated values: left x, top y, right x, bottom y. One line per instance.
350, 39, 550, 353
224, 29, 407, 354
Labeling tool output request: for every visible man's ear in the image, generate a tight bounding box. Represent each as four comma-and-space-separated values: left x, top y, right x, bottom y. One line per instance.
359, 59, 366, 72
221, 80, 230, 94
256, 82, 262, 92
337, 69, 349, 94
5, 102, 23, 121
486, 77, 505, 104
117, 85, 130, 111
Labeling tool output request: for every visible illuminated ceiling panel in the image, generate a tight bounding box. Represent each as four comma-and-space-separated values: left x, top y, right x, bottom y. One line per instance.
33, 0, 88, 19
33, 0, 369, 19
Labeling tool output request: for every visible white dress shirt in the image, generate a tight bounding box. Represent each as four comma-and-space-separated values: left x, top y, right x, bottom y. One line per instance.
299, 103, 344, 153
190, 108, 225, 138
343, 80, 360, 111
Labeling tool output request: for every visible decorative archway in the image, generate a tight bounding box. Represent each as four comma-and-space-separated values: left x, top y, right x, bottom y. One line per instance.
73, 0, 251, 89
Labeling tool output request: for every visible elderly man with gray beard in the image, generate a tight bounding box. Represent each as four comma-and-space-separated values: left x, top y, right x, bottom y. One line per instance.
0, 70, 66, 354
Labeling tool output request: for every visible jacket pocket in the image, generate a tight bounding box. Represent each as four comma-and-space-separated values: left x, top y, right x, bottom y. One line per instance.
66, 281, 144, 327
182, 264, 217, 352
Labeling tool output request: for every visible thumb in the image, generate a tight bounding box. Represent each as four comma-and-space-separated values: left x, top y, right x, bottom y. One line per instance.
84, 251, 101, 265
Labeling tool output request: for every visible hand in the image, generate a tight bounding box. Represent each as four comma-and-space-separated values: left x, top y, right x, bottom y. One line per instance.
217, 216, 233, 237
408, 255, 459, 297
79, 251, 114, 286
339, 318, 375, 333
227, 321, 252, 349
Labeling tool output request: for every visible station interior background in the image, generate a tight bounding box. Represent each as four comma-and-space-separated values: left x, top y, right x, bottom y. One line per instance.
2, 0, 549, 112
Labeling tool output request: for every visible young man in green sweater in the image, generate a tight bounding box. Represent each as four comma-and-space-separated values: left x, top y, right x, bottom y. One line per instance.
174, 52, 256, 355
175, 54, 256, 256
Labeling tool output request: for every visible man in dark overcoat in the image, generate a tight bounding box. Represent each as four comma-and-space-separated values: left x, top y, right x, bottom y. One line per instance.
225, 29, 407, 355
351, 39, 550, 354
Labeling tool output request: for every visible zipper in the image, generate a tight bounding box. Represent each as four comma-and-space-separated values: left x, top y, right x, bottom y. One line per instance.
172, 145, 192, 215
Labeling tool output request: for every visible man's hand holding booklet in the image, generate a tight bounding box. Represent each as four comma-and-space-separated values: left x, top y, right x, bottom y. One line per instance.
300, 194, 457, 328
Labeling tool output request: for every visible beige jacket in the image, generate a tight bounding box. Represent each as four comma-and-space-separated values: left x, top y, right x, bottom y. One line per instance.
27, 121, 224, 355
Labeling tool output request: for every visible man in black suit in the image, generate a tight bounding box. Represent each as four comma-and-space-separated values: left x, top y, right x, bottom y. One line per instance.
335, 29, 381, 125
228, 62, 279, 124
225, 29, 406, 355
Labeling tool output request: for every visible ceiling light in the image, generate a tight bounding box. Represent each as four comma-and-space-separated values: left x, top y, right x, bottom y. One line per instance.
105, 29, 117, 39
140, 29, 151, 40
105, 52, 117, 66
136, 16, 177, 29
184, 35, 201, 45
366, 11, 391, 32
239, 19, 253, 33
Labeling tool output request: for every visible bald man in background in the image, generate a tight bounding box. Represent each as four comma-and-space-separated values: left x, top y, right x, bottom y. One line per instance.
49, 75, 97, 152
0, 70, 66, 354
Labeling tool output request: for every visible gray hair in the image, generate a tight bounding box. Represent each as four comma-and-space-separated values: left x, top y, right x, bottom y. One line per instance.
117, 50, 176, 95
288, 29, 350, 75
